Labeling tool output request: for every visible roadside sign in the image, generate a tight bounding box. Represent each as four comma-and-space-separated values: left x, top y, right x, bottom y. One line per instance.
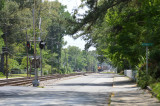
142, 43, 153, 46
141, 43, 153, 74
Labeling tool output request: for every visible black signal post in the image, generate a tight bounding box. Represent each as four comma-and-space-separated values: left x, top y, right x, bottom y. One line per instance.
39, 41, 46, 49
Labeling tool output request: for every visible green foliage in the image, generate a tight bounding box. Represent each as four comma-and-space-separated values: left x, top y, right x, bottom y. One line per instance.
71, 0, 160, 70
43, 64, 51, 75
20, 57, 28, 69
0, 72, 4, 77
0, 0, 4, 10
150, 83, 160, 100
66, 67, 73, 74
137, 70, 156, 89
65, 0, 160, 90
0, 0, 74, 76
0, 29, 4, 53
8, 58, 20, 72
69, 0, 130, 35
61, 46, 98, 73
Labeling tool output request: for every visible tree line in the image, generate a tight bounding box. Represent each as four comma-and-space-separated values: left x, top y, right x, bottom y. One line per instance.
61, 46, 98, 74
0, 0, 98, 76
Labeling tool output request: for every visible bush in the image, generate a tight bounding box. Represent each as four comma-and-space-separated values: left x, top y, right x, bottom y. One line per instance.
43, 71, 48, 75
137, 73, 149, 89
43, 64, 51, 75
137, 70, 156, 89
0, 72, 4, 77
60, 67, 65, 74
150, 83, 160, 100
67, 67, 73, 73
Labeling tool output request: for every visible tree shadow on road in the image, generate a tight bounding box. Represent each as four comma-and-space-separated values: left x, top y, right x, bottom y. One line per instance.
0, 90, 111, 106
57, 82, 113, 87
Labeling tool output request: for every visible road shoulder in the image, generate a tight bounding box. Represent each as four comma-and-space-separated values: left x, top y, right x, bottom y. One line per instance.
111, 74, 160, 106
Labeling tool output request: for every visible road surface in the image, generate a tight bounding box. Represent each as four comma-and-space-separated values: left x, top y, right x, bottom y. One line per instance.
0, 73, 158, 106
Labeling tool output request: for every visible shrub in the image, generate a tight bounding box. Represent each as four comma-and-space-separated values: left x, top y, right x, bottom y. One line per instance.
137, 73, 149, 89
150, 83, 160, 100
0, 72, 4, 77
137, 70, 156, 89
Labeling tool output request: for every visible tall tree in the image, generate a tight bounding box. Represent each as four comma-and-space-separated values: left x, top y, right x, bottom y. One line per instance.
0, 0, 4, 10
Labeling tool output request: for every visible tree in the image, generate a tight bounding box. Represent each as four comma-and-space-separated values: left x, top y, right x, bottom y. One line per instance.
0, 0, 5, 53
68, 0, 160, 75
0, 0, 74, 75
0, 0, 4, 10
61, 46, 98, 72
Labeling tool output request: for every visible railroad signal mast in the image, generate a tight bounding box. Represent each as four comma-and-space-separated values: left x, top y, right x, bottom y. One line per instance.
32, 0, 39, 87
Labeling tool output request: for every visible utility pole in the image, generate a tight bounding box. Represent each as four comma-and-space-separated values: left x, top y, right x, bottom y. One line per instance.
32, 0, 39, 87
39, 17, 43, 76
5, 50, 8, 79
26, 29, 29, 78
39, 0, 43, 76
51, 40, 53, 74
4, 24, 8, 79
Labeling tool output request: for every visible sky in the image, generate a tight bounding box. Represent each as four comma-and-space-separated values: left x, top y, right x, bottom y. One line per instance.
48, 0, 96, 51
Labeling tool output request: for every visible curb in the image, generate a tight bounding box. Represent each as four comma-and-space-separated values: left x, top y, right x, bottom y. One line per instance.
147, 86, 158, 97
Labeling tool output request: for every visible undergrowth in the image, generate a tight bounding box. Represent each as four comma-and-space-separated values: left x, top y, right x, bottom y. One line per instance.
150, 83, 160, 100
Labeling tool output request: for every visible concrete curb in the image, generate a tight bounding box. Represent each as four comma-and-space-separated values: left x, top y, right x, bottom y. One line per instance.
147, 86, 158, 98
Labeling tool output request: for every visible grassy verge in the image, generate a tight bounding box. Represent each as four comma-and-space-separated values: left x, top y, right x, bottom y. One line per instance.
0, 76, 6, 79
0, 74, 34, 79
150, 82, 160, 100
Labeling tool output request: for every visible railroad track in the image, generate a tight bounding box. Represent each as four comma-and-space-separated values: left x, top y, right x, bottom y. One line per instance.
0, 73, 85, 86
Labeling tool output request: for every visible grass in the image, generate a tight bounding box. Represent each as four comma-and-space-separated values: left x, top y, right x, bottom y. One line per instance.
108, 92, 114, 106
150, 82, 160, 100
0, 74, 34, 79
0, 76, 6, 79
101, 72, 115, 74
38, 86, 44, 88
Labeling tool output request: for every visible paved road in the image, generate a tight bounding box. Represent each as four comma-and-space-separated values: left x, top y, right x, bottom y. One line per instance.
0, 73, 159, 106
0, 73, 114, 106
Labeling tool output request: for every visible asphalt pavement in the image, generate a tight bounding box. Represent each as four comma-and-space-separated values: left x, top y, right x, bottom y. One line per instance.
0, 73, 113, 106
0, 73, 159, 106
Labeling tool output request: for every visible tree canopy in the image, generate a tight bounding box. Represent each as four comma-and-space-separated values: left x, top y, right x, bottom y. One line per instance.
69, 0, 160, 76
0, 0, 99, 76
